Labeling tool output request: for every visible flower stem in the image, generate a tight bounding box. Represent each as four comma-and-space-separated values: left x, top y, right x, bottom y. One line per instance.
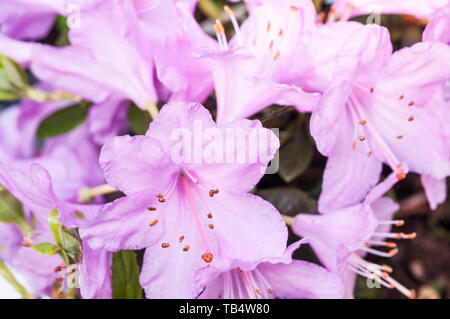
78, 184, 118, 203
0, 260, 35, 299
24, 87, 81, 103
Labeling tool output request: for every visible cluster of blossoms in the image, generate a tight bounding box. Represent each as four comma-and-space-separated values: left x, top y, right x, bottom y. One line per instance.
0, 0, 449, 299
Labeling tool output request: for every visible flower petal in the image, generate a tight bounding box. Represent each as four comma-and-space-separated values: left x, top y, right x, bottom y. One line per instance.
259, 260, 344, 298
293, 204, 378, 272
421, 175, 447, 210
99, 135, 176, 195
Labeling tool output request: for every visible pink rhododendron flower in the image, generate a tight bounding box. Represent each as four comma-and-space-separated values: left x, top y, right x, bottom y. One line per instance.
421, 7, 450, 210
293, 172, 417, 299
332, 0, 450, 20
0, 163, 111, 298
197, 0, 320, 124
309, 23, 450, 212
198, 240, 343, 298
0, 0, 60, 40
81, 101, 287, 298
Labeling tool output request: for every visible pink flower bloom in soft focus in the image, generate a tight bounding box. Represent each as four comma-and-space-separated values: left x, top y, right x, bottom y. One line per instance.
332, 0, 450, 20
197, 0, 320, 124
0, 0, 61, 40
30, 0, 156, 107
293, 172, 417, 299
136, 0, 216, 103
310, 23, 450, 213
421, 7, 450, 210
81, 102, 287, 298
197, 240, 343, 299
0, 163, 111, 298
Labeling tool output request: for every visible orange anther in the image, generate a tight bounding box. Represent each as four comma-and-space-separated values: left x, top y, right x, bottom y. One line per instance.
202, 252, 213, 263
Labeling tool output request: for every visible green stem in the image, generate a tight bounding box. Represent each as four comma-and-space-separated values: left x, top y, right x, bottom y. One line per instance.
198, 0, 223, 20
24, 87, 81, 103
0, 260, 35, 299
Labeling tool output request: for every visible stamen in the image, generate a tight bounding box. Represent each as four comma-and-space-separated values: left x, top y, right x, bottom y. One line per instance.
208, 224, 214, 229
350, 94, 405, 179
202, 253, 213, 264
181, 176, 212, 263
149, 219, 158, 227
147, 207, 156, 211
161, 243, 170, 248
378, 220, 405, 227
223, 5, 242, 45
366, 240, 397, 248
399, 95, 404, 100
372, 232, 416, 240
178, 235, 184, 242
183, 245, 190, 252
184, 171, 199, 184
238, 269, 256, 299
408, 116, 414, 122
273, 50, 280, 61
360, 246, 398, 258
408, 101, 415, 106
348, 253, 415, 298
207, 213, 213, 219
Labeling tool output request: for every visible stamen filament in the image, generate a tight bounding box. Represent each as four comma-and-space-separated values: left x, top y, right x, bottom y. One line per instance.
180, 176, 211, 254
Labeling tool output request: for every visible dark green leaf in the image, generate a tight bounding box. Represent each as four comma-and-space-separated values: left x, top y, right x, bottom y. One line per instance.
127, 103, 151, 135
36, 101, 91, 139
256, 187, 318, 217
279, 121, 314, 183
0, 55, 28, 89
0, 187, 30, 235
32, 243, 57, 255
112, 250, 143, 299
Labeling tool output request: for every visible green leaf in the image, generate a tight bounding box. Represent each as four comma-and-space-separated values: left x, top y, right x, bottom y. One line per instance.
32, 243, 57, 255
54, 16, 71, 47
59, 229, 81, 260
48, 210, 82, 264
0, 187, 30, 235
36, 101, 92, 139
48, 209, 63, 247
0, 89, 19, 101
0, 55, 28, 89
278, 120, 314, 183
256, 187, 318, 217
127, 103, 151, 135
112, 250, 143, 299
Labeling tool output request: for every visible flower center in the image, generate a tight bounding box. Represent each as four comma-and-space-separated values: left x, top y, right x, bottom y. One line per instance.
152, 170, 217, 264
347, 86, 417, 180
216, 5, 301, 64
